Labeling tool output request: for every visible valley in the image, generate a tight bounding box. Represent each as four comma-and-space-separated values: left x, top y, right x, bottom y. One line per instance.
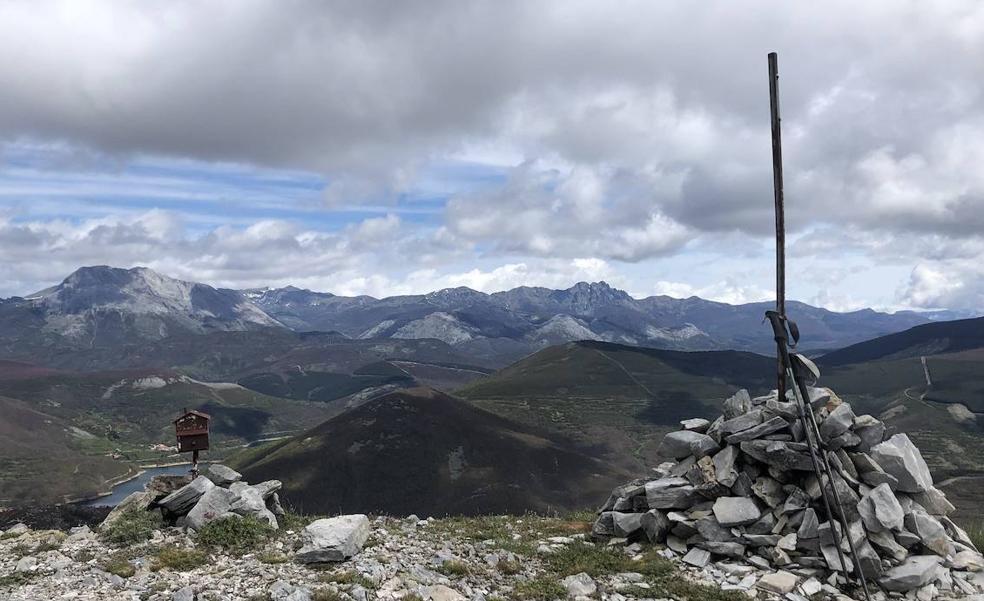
0, 266, 982, 519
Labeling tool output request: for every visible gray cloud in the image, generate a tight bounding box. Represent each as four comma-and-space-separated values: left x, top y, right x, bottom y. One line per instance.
1, 1, 983, 309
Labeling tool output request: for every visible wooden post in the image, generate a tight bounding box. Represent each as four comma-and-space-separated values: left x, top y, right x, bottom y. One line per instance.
192, 449, 200, 477
768, 52, 787, 397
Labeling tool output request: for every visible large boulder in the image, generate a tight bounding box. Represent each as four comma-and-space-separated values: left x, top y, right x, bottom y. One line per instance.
870, 434, 933, 493
186, 486, 237, 530
879, 556, 942, 592
904, 510, 952, 557
99, 490, 156, 531
295, 514, 371, 563
158, 475, 215, 515
656, 431, 719, 459
818, 403, 855, 441
230, 486, 279, 529
857, 483, 904, 533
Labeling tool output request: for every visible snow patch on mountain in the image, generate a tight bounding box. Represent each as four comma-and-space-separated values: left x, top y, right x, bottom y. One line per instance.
392, 312, 477, 345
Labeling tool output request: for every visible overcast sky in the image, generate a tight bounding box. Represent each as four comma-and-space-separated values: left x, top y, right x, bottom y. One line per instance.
1, 1, 982, 312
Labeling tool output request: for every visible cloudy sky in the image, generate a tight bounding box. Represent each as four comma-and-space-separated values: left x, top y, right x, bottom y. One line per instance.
1, 1, 982, 312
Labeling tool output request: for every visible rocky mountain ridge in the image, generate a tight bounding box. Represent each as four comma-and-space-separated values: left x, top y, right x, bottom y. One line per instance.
5, 266, 957, 359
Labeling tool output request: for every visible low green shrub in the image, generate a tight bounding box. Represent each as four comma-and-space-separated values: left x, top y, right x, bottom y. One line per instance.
510, 577, 566, 601
152, 546, 207, 572
100, 555, 136, 578
437, 559, 471, 577
99, 508, 164, 547
195, 516, 273, 554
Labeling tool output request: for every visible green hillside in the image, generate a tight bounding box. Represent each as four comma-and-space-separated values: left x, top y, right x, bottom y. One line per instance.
235, 387, 631, 516
456, 341, 774, 470
0, 395, 131, 504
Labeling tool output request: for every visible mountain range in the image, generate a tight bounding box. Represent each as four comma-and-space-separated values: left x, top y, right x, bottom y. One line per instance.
0, 266, 966, 363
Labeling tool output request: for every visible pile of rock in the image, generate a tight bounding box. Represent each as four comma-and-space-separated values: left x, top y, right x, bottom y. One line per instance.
592, 387, 984, 598
100, 464, 285, 532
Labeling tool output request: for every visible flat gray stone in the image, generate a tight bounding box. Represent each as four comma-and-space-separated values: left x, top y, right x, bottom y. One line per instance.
720, 409, 765, 435
645, 482, 703, 509
871, 434, 934, 493
858, 482, 905, 532
680, 418, 711, 432
725, 416, 789, 444
697, 541, 746, 558
757, 571, 798, 594
296, 514, 370, 563
741, 440, 814, 471
879, 555, 942, 592
611, 511, 643, 537
713, 496, 762, 527
682, 547, 711, 567
657, 430, 719, 459
204, 464, 242, 487
158, 475, 215, 515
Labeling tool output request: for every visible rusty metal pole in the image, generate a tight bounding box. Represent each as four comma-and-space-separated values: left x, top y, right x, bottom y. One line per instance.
768, 52, 787, 397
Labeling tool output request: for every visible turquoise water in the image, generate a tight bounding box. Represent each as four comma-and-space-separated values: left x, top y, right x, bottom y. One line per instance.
81, 464, 192, 507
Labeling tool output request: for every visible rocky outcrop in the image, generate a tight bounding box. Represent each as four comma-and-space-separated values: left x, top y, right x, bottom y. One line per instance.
593, 386, 983, 595
295, 514, 371, 563
99, 465, 284, 533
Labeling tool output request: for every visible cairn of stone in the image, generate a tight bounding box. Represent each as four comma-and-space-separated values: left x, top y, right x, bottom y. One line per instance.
100, 464, 284, 532
592, 387, 984, 597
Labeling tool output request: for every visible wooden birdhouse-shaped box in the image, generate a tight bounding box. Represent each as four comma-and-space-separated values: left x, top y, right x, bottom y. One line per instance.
174, 409, 210, 453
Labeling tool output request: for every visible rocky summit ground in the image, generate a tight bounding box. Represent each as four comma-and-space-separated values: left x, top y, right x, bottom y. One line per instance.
2, 511, 982, 601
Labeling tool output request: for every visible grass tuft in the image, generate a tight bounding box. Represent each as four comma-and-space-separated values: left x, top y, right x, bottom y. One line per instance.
152, 546, 208, 572
195, 515, 273, 554
257, 550, 289, 564
319, 570, 377, 589
100, 555, 136, 578
968, 522, 983, 552
99, 507, 164, 547
312, 588, 345, 601
437, 559, 471, 577
498, 558, 522, 575
0, 571, 37, 589
1, 531, 24, 541
510, 577, 567, 601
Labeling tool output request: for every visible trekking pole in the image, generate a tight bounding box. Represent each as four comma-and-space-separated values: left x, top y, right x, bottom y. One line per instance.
766, 311, 873, 601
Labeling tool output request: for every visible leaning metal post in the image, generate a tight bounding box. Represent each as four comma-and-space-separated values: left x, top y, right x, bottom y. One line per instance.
768, 51, 787, 396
